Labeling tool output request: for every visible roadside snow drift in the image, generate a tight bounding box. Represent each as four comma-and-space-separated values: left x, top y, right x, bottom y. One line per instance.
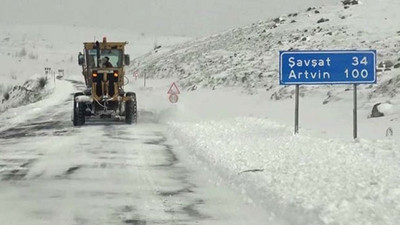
168, 118, 400, 225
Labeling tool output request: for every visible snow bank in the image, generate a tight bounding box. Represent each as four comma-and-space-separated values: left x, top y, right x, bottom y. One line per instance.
168, 117, 400, 225
0, 75, 54, 113
0, 79, 74, 132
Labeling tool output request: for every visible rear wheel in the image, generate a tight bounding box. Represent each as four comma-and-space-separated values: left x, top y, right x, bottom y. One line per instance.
125, 92, 137, 124
73, 93, 85, 126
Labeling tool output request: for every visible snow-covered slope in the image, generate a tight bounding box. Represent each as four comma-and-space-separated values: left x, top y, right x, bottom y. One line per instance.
132, 0, 400, 114
0, 76, 54, 113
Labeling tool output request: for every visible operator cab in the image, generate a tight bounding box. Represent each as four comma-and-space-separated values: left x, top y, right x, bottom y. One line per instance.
87, 49, 123, 68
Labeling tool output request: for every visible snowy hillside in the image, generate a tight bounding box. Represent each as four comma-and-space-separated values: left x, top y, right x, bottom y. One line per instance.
132, 0, 400, 115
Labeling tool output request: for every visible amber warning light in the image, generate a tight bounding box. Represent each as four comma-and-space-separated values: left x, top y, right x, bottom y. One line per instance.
114, 72, 119, 77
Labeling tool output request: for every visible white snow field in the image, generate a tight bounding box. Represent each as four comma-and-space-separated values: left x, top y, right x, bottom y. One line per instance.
0, 0, 400, 225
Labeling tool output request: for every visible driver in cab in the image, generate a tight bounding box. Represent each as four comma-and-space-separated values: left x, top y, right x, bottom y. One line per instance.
101, 56, 113, 68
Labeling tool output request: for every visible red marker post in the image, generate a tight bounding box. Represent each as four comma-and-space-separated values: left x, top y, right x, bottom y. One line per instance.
167, 82, 180, 103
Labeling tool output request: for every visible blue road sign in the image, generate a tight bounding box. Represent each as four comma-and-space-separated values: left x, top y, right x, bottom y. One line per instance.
279, 50, 376, 85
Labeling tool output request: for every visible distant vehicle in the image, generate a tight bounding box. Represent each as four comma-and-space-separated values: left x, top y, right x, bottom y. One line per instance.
72, 37, 137, 126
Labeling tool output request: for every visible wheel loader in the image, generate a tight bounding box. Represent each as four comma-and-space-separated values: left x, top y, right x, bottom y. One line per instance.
72, 37, 137, 126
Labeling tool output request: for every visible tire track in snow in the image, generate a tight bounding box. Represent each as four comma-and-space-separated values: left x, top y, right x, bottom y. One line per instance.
101, 126, 208, 224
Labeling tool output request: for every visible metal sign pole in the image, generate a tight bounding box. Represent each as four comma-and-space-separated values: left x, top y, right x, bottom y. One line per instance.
295, 84, 299, 135
144, 72, 147, 87
353, 84, 358, 139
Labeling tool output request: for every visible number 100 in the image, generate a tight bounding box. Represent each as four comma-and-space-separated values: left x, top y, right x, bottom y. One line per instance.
344, 69, 369, 79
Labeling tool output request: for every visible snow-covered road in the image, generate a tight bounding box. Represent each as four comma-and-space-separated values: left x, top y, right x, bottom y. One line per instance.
0, 80, 279, 225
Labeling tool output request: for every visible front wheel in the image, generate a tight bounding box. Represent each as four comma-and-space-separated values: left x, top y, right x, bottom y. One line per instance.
125, 92, 137, 124
73, 93, 85, 126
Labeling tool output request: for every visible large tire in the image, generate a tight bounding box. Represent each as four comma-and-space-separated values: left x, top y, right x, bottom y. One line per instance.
125, 92, 137, 124
73, 93, 85, 126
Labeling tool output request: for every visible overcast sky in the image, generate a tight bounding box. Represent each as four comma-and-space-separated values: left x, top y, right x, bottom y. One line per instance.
0, 0, 339, 37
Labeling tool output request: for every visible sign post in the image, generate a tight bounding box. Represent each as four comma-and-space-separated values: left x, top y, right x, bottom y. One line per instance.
353, 84, 357, 139
144, 72, 147, 87
279, 50, 376, 138
295, 85, 299, 134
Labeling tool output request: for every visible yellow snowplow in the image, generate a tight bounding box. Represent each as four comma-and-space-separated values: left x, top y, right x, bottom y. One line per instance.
72, 38, 137, 126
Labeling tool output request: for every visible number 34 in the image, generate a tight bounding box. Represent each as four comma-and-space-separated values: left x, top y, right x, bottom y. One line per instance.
352, 57, 368, 66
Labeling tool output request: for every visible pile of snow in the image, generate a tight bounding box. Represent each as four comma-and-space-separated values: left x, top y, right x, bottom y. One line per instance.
0, 75, 54, 113
0, 79, 74, 134
168, 117, 400, 225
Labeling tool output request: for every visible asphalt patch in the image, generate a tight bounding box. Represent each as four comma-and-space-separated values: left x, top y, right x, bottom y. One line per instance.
159, 187, 194, 197
182, 200, 207, 219
1, 159, 34, 181
65, 165, 81, 175
0, 120, 70, 139
153, 145, 178, 167
124, 219, 147, 225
